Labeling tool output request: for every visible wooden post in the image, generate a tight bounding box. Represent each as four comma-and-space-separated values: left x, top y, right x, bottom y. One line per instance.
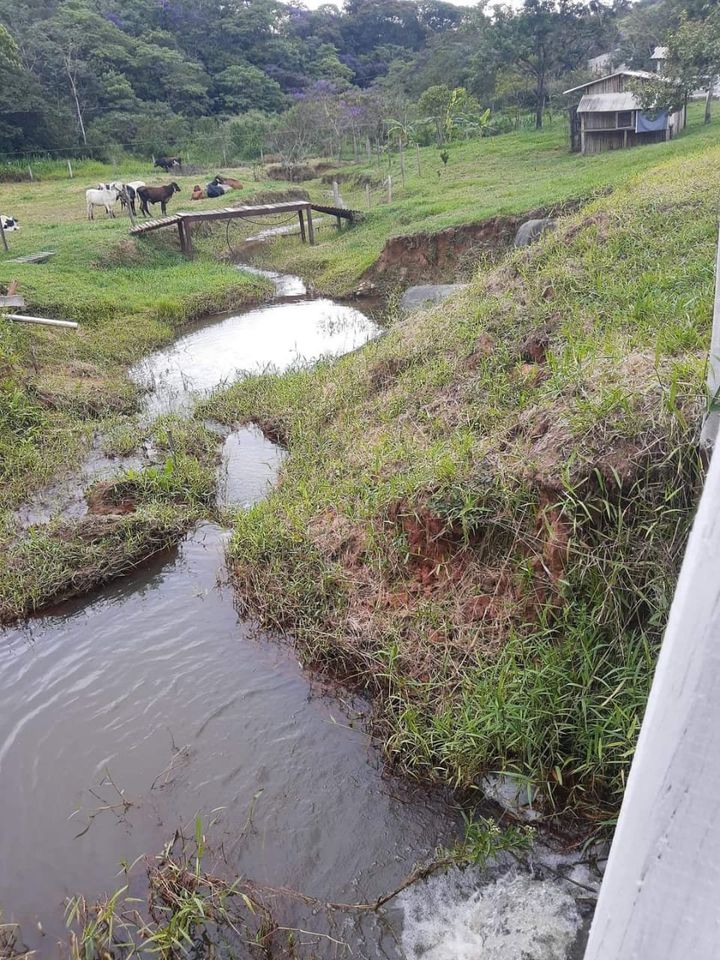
387, 175, 392, 203
27, 165, 33, 182
177, 219, 187, 255
399, 139, 405, 188
0, 217, 7, 254
67, 159, 73, 178
184, 219, 194, 258
365, 136, 372, 161
365, 183, 371, 210
415, 143, 421, 176
298, 209, 306, 243
306, 206, 315, 245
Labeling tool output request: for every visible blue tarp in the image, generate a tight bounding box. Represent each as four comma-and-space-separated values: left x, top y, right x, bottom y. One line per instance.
636, 111, 668, 133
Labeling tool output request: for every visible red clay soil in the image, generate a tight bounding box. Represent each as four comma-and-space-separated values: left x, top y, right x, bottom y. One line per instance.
361, 199, 590, 289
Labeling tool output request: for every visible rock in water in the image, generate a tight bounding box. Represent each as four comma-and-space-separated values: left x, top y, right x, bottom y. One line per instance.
514, 218, 557, 248
400, 284, 468, 313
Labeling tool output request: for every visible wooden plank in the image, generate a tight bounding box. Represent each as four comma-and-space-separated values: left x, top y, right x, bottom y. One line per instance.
309, 203, 364, 223
178, 201, 311, 225
0, 295, 25, 307
298, 210, 306, 243
9, 251, 56, 264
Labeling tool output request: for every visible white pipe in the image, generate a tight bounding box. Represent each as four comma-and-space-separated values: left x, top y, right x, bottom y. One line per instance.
4, 314, 78, 329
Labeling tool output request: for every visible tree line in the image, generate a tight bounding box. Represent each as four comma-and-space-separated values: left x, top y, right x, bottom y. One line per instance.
0, 0, 714, 165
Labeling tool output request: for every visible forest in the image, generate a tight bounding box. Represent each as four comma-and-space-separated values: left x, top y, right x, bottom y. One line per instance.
0, 0, 704, 165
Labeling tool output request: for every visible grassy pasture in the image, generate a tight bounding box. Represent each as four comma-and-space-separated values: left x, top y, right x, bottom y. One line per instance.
1, 114, 720, 820
203, 131, 720, 823
249, 102, 720, 293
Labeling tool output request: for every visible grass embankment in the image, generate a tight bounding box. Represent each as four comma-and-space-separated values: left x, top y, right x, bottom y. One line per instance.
204, 145, 717, 823
0, 163, 273, 620
248, 103, 720, 295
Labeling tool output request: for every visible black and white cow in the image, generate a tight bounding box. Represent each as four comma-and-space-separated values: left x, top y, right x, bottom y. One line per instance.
0, 215, 20, 231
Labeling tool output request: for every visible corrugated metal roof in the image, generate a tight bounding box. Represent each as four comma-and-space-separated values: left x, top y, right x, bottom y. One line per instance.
577, 92, 639, 112
563, 70, 654, 95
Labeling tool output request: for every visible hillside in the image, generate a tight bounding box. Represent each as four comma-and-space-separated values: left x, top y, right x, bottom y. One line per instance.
203, 141, 716, 821
0, 117, 717, 823
249, 102, 720, 294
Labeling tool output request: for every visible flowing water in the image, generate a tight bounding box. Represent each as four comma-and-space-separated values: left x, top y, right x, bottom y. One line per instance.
0, 268, 593, 958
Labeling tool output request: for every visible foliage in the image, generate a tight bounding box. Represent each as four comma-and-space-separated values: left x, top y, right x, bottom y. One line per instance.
0, 0, 629, 158
475, 0, 620, 129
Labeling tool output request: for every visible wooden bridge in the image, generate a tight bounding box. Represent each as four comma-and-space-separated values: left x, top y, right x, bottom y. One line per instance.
128, 199, 363, 256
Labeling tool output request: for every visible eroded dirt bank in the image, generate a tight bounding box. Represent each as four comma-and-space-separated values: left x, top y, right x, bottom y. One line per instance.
360, 199, 588, 289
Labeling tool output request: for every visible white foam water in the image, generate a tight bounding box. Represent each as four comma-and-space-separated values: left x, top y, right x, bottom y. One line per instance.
399, 869, 582, 960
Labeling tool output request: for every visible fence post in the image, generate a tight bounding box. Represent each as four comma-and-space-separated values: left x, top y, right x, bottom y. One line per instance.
67, 159, 73, 178
386, 175, 392, 203
365, 183, 371, 210
27, 165, 33, 182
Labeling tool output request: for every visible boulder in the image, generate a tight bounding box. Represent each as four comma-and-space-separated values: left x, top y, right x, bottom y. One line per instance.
514, 218, 557, 248
399, 283, 468, 313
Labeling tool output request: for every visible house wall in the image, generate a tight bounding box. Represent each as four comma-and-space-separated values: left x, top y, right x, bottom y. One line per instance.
581, 126, 668, 153
582, 74, 626, 95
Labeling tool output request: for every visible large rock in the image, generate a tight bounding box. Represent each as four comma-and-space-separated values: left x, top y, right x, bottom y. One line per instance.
400, 283, 468, 313
514, 218, 557, 248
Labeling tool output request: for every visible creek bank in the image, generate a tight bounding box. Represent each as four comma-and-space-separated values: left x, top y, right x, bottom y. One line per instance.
202, 159, 711, 827
357, 199, 586, 291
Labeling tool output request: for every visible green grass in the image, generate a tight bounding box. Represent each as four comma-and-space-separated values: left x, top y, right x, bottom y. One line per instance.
248, 103, 720, 294
202, 139, 716, 823
0, 162, 274, 514
0, 162, 278, 617
1, 116, 718, 819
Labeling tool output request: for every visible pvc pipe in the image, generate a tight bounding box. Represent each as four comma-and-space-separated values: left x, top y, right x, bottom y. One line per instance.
5, 314, 78, 329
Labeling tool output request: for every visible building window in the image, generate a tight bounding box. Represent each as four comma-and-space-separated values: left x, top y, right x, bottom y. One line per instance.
617, 111, 633, 128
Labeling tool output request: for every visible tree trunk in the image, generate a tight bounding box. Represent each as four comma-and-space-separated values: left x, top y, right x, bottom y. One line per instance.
65, 60, 87, 145
705, 85, 713, 124
535, 73, 545, 130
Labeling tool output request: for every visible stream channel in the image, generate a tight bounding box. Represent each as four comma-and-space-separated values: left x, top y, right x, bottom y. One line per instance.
0, 266, 593, 958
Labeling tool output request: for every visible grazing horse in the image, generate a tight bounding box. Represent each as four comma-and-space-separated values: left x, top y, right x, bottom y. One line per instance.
137, 182, 181, 216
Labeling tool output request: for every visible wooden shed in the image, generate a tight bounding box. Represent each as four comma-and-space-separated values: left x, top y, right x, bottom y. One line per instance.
564, 70, 686, 155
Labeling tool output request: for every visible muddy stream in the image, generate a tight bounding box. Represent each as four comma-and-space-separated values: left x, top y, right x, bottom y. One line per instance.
0, 267, 593, 958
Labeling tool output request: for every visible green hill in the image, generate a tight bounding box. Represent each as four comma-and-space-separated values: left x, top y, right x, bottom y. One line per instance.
205, 135, 717, 820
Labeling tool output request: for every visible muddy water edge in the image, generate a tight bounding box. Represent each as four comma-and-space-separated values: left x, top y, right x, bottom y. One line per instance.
0, 266, 594, 958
